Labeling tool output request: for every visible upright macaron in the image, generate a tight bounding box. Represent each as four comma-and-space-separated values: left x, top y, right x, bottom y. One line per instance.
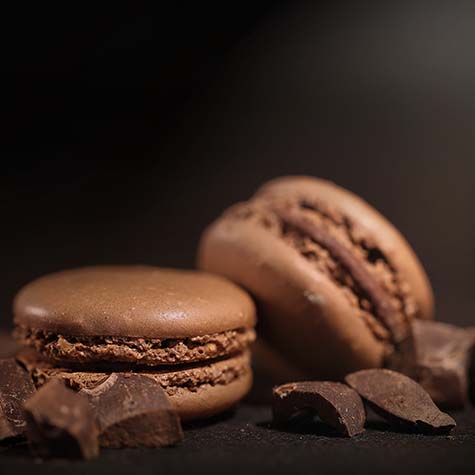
198, 176, 433, 380
14, 266, 256, 420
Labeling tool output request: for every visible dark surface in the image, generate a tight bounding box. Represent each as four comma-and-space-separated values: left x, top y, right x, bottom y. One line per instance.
1, 403, 475, 474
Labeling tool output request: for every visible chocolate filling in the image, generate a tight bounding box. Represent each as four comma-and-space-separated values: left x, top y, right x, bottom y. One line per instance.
15, 326, 255, 366
272, 204, 407, 343
16, 349, 251, 396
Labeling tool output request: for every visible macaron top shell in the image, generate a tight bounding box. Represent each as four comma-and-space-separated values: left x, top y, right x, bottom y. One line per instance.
257, 176, 434, 322
14, 266, 256, 338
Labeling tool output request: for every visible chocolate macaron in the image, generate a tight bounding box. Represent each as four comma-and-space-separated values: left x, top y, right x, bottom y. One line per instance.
14, 266, 256, 420
198, 176, 433, 381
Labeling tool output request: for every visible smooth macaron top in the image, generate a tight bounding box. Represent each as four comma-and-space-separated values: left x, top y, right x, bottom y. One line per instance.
14, 266, 256, 338
256, 176, 434, 322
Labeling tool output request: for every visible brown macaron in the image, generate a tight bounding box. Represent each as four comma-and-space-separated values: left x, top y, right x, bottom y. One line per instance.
14, 266, 256, 421
198, 176, 433, 381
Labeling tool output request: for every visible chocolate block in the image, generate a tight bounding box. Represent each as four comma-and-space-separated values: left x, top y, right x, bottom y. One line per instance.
0, 358, 35, 441
272, 381, 365, 437
346, 369, 456, 434
390, 320, 475, 408
24, 379, 99, 459
79, 373, 183, 448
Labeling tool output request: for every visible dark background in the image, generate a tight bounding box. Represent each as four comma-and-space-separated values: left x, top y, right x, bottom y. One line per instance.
2, 0, 475, 331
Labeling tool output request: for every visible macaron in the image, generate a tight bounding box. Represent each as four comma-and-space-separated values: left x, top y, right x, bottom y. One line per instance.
14, 266, 256, 420
198, 176, 433, 381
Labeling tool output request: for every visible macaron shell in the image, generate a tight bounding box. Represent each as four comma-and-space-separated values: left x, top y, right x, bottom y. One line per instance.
14, 266, 256, 338
16, 348, 253, 422
257, 176, 434, 321
171, 371, 253, 421
198, 218, 386, 379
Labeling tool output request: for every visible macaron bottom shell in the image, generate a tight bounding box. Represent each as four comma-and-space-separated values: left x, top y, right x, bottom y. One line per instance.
16, 349, 253, 422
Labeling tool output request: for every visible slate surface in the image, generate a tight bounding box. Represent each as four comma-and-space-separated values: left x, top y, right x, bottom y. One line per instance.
2, 403, 474, 475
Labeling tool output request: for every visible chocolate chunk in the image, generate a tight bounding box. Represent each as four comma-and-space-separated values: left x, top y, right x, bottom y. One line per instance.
390, 320, 475, 408
272, 205, 407, 343
272, 381, 366, 437
345, 369, 456, 434
79, 373, 183, 448
24, 379, 99, 459
0, 330, 19, 358
0, 358, 36, 441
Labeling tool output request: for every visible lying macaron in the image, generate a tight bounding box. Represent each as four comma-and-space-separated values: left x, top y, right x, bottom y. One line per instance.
14, 266, 256, 420
198, 176, 433, 381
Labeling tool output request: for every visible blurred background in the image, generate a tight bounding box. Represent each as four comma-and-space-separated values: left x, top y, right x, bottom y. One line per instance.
2, 0, 474, 329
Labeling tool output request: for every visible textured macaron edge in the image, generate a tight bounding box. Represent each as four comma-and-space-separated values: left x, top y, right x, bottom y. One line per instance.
16, 348, 252, 410
15, 324, 256, 366
20, 359, 252, 422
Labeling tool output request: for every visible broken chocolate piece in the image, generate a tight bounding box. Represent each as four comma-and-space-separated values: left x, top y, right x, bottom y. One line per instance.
345, 369, 456, 434
390, 320, 475, 408
24, 378, 99, 459
272, 381, 365, 437
79, 373, 183, 448
0, 358, 36, 441
0, 330, 19, 358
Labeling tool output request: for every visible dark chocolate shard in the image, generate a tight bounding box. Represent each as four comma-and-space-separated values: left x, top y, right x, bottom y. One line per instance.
79, 373, 183, 448
0, 358, 36, 441
345, 369, 456, 434
0, 330, 19, 358
24, 378, 99, 459
272, 381, 365, 437
271, 204, 407, 343
389, 320, 475, 408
